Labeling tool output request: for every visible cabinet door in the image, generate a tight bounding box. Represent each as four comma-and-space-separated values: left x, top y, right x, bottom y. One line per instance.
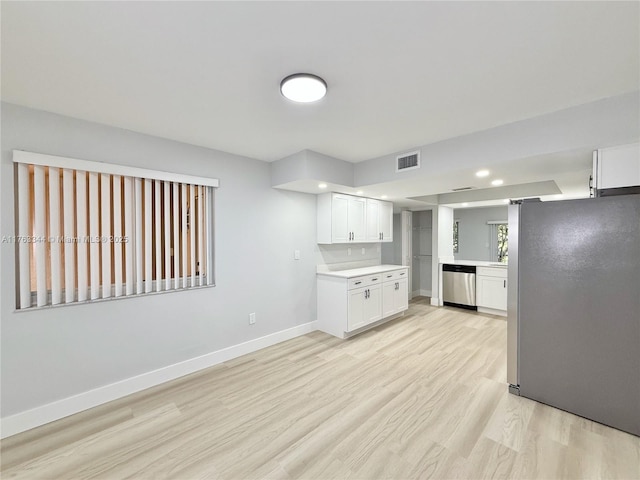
349, 196, 367, 242
477, 276, 508, 310
382, 281, 397, 317
395, 278, 408, 312
364, 284, 382, 324
597, 143, 640, 190
365, 199, 381, 241
347, 287, 367, 331
331, 194, 350, 243
379, 201, 393, 242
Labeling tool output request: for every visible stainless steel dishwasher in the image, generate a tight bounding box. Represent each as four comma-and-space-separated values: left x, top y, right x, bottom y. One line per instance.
442, 264, 477, 310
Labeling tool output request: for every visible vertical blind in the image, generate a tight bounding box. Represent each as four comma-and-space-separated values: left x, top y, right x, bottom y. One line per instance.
13, 151, 218, 310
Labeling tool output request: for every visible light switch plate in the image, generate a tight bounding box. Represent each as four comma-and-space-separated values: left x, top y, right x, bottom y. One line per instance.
348, 248, 351, 256
361, 247, 365, 255
294, 250, 300, 260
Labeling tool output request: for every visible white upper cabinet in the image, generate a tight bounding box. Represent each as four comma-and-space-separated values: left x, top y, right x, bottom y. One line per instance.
365, 199, 381, 241
379, 201, 393, 241
593, 143, 640, 192
349, 196, 367, 242
365, 198, 393, 242
318, 193, 392, 244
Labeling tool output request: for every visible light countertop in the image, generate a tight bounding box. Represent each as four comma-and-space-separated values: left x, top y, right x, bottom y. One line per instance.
440, 260, 508, 268
317, 264, 408, 279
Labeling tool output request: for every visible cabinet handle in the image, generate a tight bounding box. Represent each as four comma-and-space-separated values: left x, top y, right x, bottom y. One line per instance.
387, 274, 393, 278
372, 278, 378, 281
504, 280, 506, 288
355, 281, 362, 285
400, 272, 405, 276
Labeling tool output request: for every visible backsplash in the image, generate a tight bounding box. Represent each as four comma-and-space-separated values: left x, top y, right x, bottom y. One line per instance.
315, 243, 381, 271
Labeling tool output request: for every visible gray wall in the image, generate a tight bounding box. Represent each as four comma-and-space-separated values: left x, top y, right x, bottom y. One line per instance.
271, 149, 353, 187
381, 213, 401, 264
454, 206, 508, 261
354, 92, 639, 187
1, 103, 318, 417
412, 210, 433, 294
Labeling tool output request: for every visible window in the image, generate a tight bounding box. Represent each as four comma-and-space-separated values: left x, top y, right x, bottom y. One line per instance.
497, 224, 508, 263
488, 221, 508, 263
12, 150, 218, 309
453, 220, 459, 254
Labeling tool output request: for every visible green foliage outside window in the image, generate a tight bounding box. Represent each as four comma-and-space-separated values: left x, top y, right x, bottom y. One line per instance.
497, 224, 508, 263
453, 220, 459, 253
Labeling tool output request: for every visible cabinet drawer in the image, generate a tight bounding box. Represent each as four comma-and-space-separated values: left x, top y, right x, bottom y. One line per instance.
348, 274, 382, 290
381, 269, 408, 282
477, 267, 507, 278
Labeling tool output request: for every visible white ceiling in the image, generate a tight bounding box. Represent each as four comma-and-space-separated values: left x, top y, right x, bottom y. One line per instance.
2, 1, 639, 166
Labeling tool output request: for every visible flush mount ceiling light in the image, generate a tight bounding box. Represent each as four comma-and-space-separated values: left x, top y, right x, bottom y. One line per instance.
491, 179, 504, 186
280, 73, 327, 103
475, 169, 490, 178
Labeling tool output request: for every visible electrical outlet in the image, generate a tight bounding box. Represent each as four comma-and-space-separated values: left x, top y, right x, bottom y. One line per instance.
249, 313, 256, 325
294, 249, 300, 260
361, 247, 365, 255
347, 248, 351, 256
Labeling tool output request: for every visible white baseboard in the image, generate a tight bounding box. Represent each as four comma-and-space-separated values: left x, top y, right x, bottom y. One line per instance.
477, 306, 507, 317
1, 321, 318, 439
430, 297, 441, 307
412, 289, 432, 298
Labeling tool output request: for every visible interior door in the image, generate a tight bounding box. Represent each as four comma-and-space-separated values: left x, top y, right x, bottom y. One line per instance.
401, 211, 412, 298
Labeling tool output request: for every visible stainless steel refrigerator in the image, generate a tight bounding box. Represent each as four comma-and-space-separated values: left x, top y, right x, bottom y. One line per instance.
507, 194, 640, 436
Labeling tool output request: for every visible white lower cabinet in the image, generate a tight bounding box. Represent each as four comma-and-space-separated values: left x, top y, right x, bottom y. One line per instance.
382, 278, 408, 318
318, 267, 409, 338
348, 284, 382, 331
476, 266, 507, 314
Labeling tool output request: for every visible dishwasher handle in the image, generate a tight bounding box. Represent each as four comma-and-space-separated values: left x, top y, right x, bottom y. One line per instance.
442, 264, 476, 274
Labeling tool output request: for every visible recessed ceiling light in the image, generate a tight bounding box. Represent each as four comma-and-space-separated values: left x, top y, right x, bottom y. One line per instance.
381, 195, 388, 199
356, 190, 363, 195
475, 169, 490, 178
280, 73, 327, 103
318, 183, 327, 189
491, 179, 504, 186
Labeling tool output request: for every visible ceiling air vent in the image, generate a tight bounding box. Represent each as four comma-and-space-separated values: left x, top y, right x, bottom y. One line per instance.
396, 151, 420, 172
452, 186, 474, 191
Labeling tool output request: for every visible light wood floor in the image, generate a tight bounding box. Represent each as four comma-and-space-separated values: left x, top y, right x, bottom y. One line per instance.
2, 298, 639, 479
